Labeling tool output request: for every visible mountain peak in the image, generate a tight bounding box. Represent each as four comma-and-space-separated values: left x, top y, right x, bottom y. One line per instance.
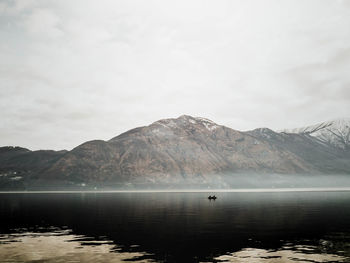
177, 115, 215, 123
177, 114, 194, 120
151, 115, 219, 132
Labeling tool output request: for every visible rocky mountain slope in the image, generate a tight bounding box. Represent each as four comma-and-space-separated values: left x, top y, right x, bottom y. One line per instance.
0, 115, 349, 189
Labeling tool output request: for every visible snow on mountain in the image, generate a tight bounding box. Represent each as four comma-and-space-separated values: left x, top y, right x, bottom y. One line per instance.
152, 115, 219, 132
282, 118, 350, 150
194, 117, 219, 131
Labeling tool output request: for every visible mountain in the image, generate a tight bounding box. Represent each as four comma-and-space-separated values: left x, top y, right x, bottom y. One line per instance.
247, 127, 350, 174
44, 115, 312, 183
282, 118, 350, 150
0, 147, 67, 190
0, 115, 349, 190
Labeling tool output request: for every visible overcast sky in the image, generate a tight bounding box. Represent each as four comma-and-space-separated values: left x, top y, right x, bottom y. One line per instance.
0, 0, 349, 150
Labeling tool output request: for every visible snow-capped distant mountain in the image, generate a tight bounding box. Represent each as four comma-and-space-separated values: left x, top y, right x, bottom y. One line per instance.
282, 118, 350, 150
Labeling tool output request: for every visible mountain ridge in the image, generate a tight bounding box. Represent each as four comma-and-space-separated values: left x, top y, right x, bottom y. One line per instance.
0, 115, 349, 190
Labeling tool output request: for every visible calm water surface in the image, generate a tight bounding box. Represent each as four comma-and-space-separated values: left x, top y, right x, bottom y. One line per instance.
1, 191, 350, 262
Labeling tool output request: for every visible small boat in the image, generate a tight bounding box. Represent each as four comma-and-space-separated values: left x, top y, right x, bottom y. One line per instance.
208, 195, 217, 200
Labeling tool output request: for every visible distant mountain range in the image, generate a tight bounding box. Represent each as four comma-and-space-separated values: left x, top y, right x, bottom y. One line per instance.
282, 118, 350, 150
1, 115, 349, 190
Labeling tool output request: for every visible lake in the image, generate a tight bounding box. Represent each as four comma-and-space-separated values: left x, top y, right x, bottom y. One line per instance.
1, 191, 350, 262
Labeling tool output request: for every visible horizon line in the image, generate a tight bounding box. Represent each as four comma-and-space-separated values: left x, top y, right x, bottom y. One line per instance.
1, 187, 350, 194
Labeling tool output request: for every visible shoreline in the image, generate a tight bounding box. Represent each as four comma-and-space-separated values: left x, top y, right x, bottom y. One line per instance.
1, 187, 350, 194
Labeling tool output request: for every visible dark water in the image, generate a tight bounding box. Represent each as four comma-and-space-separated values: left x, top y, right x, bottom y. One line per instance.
1, 191, 350, 262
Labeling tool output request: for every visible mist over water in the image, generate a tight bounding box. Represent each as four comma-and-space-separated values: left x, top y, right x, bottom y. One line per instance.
196, 173, 350, 190
1, 191, 350, 262
5, 173, 350, 191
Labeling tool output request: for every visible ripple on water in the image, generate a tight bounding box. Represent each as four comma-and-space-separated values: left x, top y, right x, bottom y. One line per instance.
215, 246, 348, 263
0, 231, 154, 263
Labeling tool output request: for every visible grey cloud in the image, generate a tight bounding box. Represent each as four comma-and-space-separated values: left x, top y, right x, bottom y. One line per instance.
0, 0, 349, 150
